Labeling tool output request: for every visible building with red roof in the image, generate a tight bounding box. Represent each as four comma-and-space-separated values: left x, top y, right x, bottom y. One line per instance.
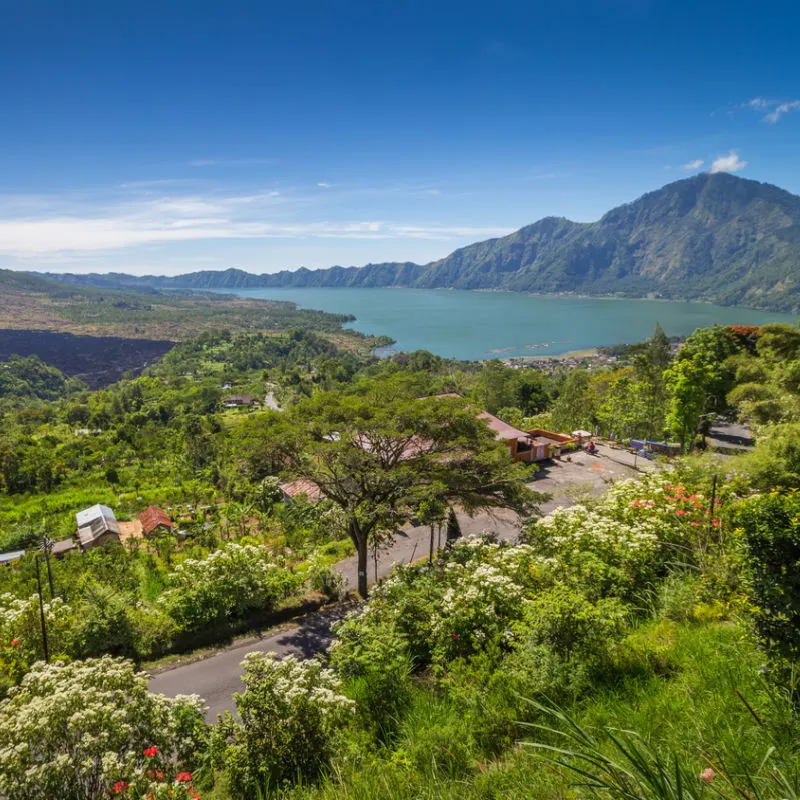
138, 506, 174, 537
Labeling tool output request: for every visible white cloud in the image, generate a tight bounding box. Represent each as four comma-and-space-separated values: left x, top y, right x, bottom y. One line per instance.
681, 159, 704, 170
0, 186, 515, 259
764, 100, 800, 123
709, 151, 747, 174
317, 182, 333, 188
743, 97, 800, 123
187, 158, 274, 167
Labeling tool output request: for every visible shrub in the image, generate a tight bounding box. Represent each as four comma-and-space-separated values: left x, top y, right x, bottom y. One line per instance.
735, 491, 800, 662
0, 656, 207, 800
520, 586, 627, 663
160, 543, 302, 632
210, 653, 354, 795
0, 592, 75, 682
305, 555, 347, 601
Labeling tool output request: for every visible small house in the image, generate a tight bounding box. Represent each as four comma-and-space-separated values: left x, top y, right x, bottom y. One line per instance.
138, 505, 174, 537
223, 394, 257, 409
478, 413, 576, 463
76, 504, 121, 550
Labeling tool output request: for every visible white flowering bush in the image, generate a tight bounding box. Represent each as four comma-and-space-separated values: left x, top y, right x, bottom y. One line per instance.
332, 537, 546, 671
0, 592, 75, 685
0, 656, 207, 800
525, 504, 662, 598
160, 543, 303, 631
210, 652, 355, 795
523, 471, 715, 598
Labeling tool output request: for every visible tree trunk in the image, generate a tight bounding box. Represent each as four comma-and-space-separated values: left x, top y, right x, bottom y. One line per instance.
351, 520, 369, 598
429, 524, 435, 563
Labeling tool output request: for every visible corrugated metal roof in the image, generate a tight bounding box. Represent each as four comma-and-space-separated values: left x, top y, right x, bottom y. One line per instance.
138, 506, 173, 535
76, 504, 117, 528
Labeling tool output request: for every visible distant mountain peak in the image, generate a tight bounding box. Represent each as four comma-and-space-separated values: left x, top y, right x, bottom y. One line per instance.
29, 173, 800, 312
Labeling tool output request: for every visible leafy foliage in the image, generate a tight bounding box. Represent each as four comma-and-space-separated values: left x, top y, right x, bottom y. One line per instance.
210, 653, 354, 795
0, 656, 206, 800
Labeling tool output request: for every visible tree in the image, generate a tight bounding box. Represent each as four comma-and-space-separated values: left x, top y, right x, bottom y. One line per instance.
272, 381, 539, 597
418, 484, 447, 562
631, 323, 672, 440
551, 370, 595, 433
736, 491, 800, 663
676, 325, 740, 413
664, 356, 714, 452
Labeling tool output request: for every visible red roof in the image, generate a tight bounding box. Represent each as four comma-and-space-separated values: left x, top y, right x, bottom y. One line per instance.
477, 411, 531, 441
280, 479, 323, 502
138, 506, 173, 535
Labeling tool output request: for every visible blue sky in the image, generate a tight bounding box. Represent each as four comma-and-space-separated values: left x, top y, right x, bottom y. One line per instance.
0, 0, 798, 275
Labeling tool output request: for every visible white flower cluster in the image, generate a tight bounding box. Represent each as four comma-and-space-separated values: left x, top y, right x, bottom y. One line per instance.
0, 592, 74, 657
0, 656, 205, 800
160, 543, 301, 629
240, 652, 355, 719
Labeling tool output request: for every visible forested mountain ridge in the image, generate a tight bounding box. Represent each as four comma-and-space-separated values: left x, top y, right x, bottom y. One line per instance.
34, 173, 800, 310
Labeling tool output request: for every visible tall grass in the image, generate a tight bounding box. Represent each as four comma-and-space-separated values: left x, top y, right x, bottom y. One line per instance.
275, 620, 798, 800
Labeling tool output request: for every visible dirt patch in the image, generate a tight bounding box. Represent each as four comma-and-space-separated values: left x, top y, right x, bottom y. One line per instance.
118, 520, 144, 545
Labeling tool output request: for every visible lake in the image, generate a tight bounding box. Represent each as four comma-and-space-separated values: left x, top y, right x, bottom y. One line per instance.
228, 288, 798, 361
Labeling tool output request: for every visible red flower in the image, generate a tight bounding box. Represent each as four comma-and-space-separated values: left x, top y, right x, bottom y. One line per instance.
699, 768, 715, 783
10, 639, 19, 648
176, 772, 193, 783
690, 522, 700, 527
675, 509, 687, 516
112, 781, 128, 794
451, 633, 459, 641
712, 519, 721, 527
143, 746, 159, 758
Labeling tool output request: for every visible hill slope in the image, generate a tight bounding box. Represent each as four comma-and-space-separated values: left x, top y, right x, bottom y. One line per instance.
35, 173, 800, 310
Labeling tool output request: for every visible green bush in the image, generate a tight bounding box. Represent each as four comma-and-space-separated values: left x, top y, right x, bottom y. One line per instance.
210, 653, 354, 796
160, 543, 302, 632
735, 491, 800, 662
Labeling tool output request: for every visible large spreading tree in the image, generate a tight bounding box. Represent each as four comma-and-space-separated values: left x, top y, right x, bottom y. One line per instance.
271, 380, 540, 596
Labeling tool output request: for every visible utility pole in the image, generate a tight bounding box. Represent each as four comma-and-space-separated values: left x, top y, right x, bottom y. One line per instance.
38, 535, 55, 599
35, 557, 50, 664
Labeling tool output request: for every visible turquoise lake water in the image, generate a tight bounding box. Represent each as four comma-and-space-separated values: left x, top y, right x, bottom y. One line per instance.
229, 288, 798, 361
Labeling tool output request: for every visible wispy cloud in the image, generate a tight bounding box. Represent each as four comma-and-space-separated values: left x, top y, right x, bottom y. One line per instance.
680, 159, 704, 170
0, 185, 514, 260
709, 151, 747, 174
764, 101, 800, 123
317, 182, 333, 188
187, 157, 275, 167
744, 97, 800, 123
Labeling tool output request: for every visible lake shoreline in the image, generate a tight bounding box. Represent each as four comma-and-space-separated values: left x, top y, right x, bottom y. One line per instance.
225, 287, 797, 362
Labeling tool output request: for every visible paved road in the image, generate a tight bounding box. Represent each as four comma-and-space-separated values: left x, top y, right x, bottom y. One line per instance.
708, 419, 754, 451
264, 391, 281, 411
149, 446, 639, 719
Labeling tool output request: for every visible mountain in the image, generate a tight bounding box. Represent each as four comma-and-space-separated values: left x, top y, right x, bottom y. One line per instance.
35, 173, 800, 311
